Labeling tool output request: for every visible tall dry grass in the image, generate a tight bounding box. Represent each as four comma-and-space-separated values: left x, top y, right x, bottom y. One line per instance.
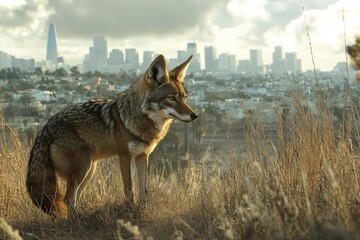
1, 91, 360, 239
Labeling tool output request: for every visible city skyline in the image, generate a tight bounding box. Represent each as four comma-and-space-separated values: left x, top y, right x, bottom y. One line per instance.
71, 34, 305, 75
0, 0, 359, 71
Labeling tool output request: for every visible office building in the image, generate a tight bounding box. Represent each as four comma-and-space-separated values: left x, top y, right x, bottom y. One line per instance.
284, 52, 297, 73
238, 60, 250, 74
186, 42, 201, 73
93, 36, 108, 67
271, 46, 283, 72
83, 36, 108, 72
177, 50, 187, 64
46, 23, 58, 64
125, 48, 139, 71
204, 46, 216, 73
219, 53, 236, 74
141, 51, 154, 72
108, 49, 124, 65
0, 51, 11, 69
250, 49, 263, 74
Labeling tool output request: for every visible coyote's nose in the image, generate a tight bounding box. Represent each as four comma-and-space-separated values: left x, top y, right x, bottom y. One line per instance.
190, 113, 198, 121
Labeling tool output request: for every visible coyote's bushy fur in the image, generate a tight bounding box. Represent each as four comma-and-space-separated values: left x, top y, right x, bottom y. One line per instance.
26, 55, 197, 218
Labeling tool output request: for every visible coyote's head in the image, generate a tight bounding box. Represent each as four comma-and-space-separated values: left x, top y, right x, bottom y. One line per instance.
141, 55, 198, 123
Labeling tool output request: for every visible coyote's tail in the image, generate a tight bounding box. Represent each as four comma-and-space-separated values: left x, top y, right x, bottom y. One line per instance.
26, 146, 67, 218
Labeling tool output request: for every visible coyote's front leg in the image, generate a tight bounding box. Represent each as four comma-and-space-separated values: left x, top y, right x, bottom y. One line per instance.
135, 153, 148, 203
119, 154, 134, 203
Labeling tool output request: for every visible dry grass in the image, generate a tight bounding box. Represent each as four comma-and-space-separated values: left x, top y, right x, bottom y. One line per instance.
1, 95, 360, 240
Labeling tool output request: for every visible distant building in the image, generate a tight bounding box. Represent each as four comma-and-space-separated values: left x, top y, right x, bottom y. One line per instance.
106, 49, 124, 73
11, 56, 35, 71
168, 58, 179, 70
238, 60, 250, 74
271, 46, 283, 72
0, 50, 34, 71
219, 53, 236, 74
125, 48, 139, 72
228, 54, 236, 73
333, 62, 347, 72
250, 49, 263, 74
296, 59, 302, 72
177, 50, 187, 64
141, 51, 154, 72
83, 36, 108, 72
108, 49, 124, 65
93, 36, 108, 67
204, 46, 216, 73
186, 42, 201, 73
0, 51, 11, 69
284, 52, 297, 73
46, 23, 58, 64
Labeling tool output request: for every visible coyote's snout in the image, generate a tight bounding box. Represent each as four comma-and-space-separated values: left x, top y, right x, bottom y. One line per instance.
26, 55, 197, 218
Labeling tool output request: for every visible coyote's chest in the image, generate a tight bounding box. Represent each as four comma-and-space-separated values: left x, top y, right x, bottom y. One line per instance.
127, 141, 158, 159
127, 119, 172, 158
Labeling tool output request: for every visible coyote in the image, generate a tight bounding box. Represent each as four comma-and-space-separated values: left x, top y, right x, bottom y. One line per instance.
26, 55, 197, 218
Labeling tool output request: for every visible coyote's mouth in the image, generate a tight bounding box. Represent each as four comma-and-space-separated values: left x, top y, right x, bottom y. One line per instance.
169, 113, 193, 123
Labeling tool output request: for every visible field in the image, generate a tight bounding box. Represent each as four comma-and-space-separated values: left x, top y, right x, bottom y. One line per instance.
1, 91, 360, 240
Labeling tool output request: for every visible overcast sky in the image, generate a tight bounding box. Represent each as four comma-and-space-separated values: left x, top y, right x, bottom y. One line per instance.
0, 0, 359, 71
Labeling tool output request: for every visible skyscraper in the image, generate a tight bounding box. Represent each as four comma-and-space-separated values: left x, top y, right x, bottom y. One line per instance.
141, 51, 154, 72
285, 52, 297, 73
177, 50, 187, 64
125, 48, 139, 71
204, 46, 216, 73
186, 42, 201, 73
93, 36, 108, 67
250, 49, 263, 73
108, 49, 124, 66
272, 46, 283, 71
46, 23, 58, 63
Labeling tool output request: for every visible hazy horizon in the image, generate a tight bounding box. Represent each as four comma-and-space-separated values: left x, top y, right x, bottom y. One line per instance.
0, 0, 359, 71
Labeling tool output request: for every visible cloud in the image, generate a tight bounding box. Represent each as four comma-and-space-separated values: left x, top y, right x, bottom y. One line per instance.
263, 0, 360, 70
46, 0, 228, 39
0, 0, 358, 70
0, 0, 48, 36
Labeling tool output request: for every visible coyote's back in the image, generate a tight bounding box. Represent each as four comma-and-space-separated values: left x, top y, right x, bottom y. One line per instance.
26, 54, 197, 218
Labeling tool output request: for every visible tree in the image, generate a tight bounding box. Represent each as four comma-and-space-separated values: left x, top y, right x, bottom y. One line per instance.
19, 92, 34, 115
0, 69, 8, 81
25, 127, 35, 146
195, 127, 206, 143
53, 67, 68, 77
23, 118, 28, 129
34, 67, 43, 77
70, 66, 80, 80
173, 132, 183, 151
4, 92, 14, 120
346, 35, 360, 82
7, 67, 20, 80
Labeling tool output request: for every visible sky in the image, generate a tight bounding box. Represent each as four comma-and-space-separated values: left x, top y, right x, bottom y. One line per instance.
0, 0, 359, 71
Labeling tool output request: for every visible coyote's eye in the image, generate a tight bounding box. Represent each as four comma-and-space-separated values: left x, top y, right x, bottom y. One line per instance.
167, 96, 176, 101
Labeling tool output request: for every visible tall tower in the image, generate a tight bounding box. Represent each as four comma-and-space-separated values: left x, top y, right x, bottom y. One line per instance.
125, 48, 140, 71
46, 23, 58, 63
93, 36, 108, 67
284, 52, 297, 73
141, 51, 154, 72
250, 49, 263, 73
204, 46, 216, 73
272, 46, 283, 72
186, 42, 201, 73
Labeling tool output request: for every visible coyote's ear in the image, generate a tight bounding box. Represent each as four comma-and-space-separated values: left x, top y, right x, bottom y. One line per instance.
169, 55, 193, 83
146, 54, 168, 86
